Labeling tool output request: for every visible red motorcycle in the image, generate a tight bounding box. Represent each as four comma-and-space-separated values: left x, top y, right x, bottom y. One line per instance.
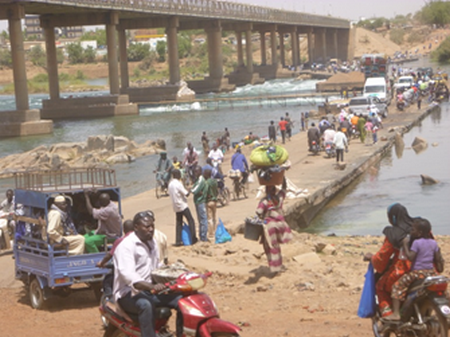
100, 271, 241, 337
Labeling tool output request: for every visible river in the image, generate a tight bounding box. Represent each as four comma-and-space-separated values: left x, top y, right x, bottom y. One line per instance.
0, 58, 449, 235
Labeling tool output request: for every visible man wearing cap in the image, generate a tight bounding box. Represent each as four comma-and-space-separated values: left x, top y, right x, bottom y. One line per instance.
84, 190, 122, 253
45, 195, 85, 255
114, 211, 182, 337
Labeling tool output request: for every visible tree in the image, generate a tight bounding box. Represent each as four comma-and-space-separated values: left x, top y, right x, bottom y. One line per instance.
0, 48, 12, 67
432, 36, 450, 63
67, 43, 84, 64
80, 29, 107, 47
418, 1, 450, 27
84, 46, 97, 63
156, 40, 166, 62
127, 43, 150, 62
28, 45, 47, 67
178, 33, 192, 59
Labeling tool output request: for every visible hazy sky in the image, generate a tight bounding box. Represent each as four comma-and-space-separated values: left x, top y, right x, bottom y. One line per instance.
0, 0, 425, 31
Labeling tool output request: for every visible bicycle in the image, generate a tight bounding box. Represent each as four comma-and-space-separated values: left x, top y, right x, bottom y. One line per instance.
229, 170, 247, 200
155, 172, 168, 199
216, 179, 230, 207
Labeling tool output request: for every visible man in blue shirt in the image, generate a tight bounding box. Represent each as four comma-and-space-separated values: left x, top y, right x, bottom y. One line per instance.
231, 148, 249, 184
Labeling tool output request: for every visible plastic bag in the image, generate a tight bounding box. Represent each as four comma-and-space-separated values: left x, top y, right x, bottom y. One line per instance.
181, 223, 192, 246
357, 262, 377, 318
215, 218, 232, 244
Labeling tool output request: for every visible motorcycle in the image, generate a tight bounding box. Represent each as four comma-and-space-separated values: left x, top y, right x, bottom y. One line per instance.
351, 125, 360, 140
324, 142, 336, 158
310, 140, 320, 156
371, 275, 450, 337
397, 100, 405, 111
100, 271, 241, 337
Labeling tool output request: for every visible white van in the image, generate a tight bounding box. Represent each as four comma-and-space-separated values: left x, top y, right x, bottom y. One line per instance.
363, 77, 390, 103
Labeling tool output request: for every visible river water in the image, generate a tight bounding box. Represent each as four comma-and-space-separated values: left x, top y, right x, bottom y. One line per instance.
0, 58, 449, 235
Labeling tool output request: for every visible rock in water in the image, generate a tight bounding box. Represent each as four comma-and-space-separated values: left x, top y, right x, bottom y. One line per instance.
421, 174, 439, 185
411, 136, 428, 154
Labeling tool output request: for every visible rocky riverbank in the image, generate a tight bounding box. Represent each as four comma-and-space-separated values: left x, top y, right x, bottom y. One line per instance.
0, 135, 165, 178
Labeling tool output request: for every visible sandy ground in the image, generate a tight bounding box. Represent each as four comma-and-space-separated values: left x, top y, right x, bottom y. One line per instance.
0, 99, 447, 336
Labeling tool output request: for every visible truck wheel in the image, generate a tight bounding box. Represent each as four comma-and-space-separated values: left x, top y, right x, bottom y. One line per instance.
29, 278, 45, 310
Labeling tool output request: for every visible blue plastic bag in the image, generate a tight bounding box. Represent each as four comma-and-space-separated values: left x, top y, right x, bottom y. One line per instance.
215, 218, 232, 244
181, 223, 192, 246
357, 262, 377, 318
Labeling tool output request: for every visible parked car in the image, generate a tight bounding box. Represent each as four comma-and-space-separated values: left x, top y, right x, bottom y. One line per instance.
348, 96, 388, 118
393, 76, 414, 91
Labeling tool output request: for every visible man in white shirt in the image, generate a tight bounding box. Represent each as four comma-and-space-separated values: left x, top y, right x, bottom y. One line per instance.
0, 189, 16, 249
168, 170, 197, 246
333, 127, 348, 163
114, 212, 182, 337
323, 126, 336, 147
208, 143, 224, 174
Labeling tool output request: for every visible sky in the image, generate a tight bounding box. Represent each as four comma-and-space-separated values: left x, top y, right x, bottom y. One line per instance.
0, 0, 426, 31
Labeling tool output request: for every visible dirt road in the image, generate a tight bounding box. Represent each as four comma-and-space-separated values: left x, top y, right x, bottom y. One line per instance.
0, 100, 445, 336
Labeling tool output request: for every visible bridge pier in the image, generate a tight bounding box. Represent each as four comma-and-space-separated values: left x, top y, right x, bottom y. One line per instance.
290, 28, 299, 69
188, 20, 234, 94
259, 31, 266, 66
227, 24, 264, 87
307, 28, 314, 63
279, 32, 285, 68
38, 12, 138, 119
0, 4, 52, 138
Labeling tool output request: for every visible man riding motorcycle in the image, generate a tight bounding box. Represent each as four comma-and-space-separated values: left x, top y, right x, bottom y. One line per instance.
307, 123, 321, 152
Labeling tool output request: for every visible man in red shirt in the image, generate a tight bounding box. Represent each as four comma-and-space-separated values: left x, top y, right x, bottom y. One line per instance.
278, 117, 288, 144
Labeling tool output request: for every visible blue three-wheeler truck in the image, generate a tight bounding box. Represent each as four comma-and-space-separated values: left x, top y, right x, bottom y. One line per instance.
13, 168, 122, 309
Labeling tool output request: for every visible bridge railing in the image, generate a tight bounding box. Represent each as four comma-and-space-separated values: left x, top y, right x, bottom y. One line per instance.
29, 0, 349, 28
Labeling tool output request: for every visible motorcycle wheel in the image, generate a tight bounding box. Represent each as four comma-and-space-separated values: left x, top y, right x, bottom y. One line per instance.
420, 299, 448, 337
29, 278, 45, 310
103, 325, 127, 337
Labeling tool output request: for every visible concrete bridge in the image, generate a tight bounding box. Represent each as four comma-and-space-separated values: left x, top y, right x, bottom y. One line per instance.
0, 0, 352, 137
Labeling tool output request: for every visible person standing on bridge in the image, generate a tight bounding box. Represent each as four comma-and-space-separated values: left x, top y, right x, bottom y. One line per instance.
285, 112, 293, 141
278, 117, 288, 144
268, 121, 277, 143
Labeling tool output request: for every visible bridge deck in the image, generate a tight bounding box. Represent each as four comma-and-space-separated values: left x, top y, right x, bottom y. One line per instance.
1, 0, 349, 29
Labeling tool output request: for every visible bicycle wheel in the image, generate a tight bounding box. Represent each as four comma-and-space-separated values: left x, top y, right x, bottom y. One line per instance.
241, 183, 247, 199
155, 182, 161, 199
223, 187, 231, 206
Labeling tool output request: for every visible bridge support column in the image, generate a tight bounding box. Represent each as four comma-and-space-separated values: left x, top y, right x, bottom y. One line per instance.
206, 21, 223, 80
270, 26, 278, 66
322, 28, 327, 62
307, 28, 314, 62
279, 32, 285, 68
167, 16, 180, 84
290, 28, 298, 68
296, 31, 301, 65
259, 31, 266, 65
245, 29, 253, 73
44, 26, 60, 100
236, 31, 244, 66
118, 28, 129, 91
337, 29, 351, 61
0, 4, 53, 137
8, 5, 29, 110
106, 12, 120, 95
333, 29, 338, 59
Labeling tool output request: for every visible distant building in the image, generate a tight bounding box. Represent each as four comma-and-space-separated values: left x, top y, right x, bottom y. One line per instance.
24, 15, 83, 40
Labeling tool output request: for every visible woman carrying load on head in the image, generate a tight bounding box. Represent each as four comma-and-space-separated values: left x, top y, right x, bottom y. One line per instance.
364, 203, 415, 317
256, 178, 293, 275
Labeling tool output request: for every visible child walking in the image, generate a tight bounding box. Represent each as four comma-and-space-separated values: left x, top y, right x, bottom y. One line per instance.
387, 218, 444, 321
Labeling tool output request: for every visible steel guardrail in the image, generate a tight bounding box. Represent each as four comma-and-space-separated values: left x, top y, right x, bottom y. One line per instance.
4, 0, 350, 29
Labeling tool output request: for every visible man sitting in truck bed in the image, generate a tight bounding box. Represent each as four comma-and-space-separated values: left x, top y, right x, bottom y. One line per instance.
45, 195, 85, 255
83, 190, 122, 253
